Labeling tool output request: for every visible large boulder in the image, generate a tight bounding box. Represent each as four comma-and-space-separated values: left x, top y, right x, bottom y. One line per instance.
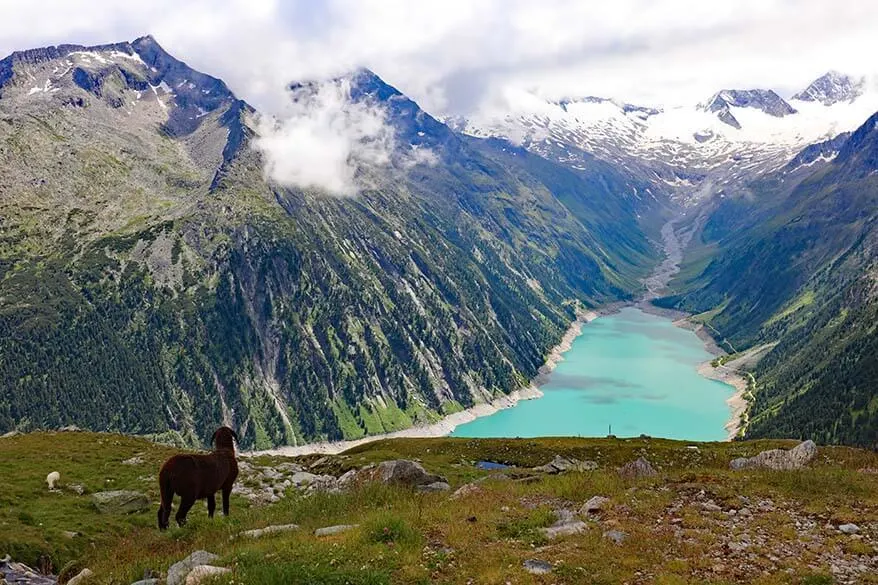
91, 491, 149, 514
729, 440, 817, 471
376, 460, 446, 487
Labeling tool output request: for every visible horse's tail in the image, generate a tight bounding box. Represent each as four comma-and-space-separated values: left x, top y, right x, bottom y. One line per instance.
157, 467, 174, 530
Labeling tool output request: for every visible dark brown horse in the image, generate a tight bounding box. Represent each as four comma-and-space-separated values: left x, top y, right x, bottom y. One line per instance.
157, 426, 239, 530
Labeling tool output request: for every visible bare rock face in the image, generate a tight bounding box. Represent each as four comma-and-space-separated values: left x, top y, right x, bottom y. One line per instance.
618, 457, 657, 479
729, 440, 817, 471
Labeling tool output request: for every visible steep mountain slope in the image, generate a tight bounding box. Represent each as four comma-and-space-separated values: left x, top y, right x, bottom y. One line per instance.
0, 38, 660, 448
458, 73, 878, 204
658, 111, 878, 447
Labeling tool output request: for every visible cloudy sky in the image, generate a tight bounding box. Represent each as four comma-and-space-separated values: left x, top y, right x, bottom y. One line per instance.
2, 0, 877, 117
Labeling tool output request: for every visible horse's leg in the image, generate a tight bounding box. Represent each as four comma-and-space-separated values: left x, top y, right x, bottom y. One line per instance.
175, 495, 195, 527
207, 493, 216, 518
221, 486, 232, 516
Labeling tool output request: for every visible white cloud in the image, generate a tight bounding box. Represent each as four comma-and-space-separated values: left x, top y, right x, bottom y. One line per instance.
253, 79, 394, 195
1, 0, 877, 184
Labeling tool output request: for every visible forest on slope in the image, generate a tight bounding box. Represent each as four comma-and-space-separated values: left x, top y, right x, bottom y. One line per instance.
0, 38, 665, 448
659, 112, 878, 448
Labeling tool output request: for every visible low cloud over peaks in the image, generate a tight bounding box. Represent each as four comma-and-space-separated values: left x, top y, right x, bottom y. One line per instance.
253, 78, 395, 196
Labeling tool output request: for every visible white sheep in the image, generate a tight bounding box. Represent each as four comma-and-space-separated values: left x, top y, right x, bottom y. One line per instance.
46, 471, 60, 490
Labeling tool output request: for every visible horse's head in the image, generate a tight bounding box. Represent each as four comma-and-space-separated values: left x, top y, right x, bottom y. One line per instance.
211, 426, 239, 452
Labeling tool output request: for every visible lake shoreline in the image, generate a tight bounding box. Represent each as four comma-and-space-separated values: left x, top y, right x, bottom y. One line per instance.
246, 305, 615, 458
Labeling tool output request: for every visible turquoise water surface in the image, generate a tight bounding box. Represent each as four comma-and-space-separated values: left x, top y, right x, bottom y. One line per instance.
451, 307, 734, 441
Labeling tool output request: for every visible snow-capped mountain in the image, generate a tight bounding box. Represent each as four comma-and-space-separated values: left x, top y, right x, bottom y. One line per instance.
792, 71, 865, 106
458, 73, 878, 204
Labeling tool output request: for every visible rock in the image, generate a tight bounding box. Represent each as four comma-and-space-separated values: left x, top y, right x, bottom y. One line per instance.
46, 471, 60, 490
1, 430, 21, 438
523, 559, 553, 575
416, 481, 451, 492
184, 566, 230, 585
533, 455, 597, 473
450, 483, 483, 500
66, 484, 85, 495
289, 471, 320, 486
839, 523, 860, 535
130, 580, 159, 585
241, 524, 300, 539
92, 490, 149, 514
59, 425, 82, 432
619, 457, 657, 479
376, 460, 446, 487
729, 440, 817, 471
122, 456, 144, 465
701, 501, 722, 513
166, 552, 219, 585
314, 524, 358, 537
604, 529, 628, 545
542, 509, 588, 538
0, 556, 56, 585
309, 456, 330, 469
336, 468, 359, 488
67, 568, 93, 585
62, 531, 80, 539
581, 495, 611, 515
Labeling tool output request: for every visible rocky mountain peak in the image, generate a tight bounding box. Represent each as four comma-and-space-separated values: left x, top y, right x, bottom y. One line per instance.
700, 89, 797, 129
792, 71, 865, 106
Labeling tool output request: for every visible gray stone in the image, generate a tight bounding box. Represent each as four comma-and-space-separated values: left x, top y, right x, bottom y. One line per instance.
1, 430, 21, 438
376, 460, 446, 487
450, 483, 482, 500
533, 455, 597, 474
166, 551, 219, 585
701, 501, 722, 513
581, 495, 611, 515
0, 556, 56, 585
839, 523, 860, 535
604, 529, 628, 545
241, 524, 300, 539
619, 457, 657, 479
67, 569, 93, 585
184, 566, 230, 585
523, 559, 553, 575
314, 524, 358, 537
542, 509, 588, 538
289, 471, 320, 486
729, 440, 817, 471
416, 481, 451, 492
336, 468, 359, 488
91, 490, 149, 514
122, 456, 144, 465
130, 580, 159, 585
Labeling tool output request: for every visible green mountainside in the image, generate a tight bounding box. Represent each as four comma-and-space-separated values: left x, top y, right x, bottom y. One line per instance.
0, 38, 663, 448
659, 112, 878, 448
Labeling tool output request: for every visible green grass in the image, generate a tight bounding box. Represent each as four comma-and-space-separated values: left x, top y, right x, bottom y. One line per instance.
765, 290, 816, 326
3, 432, 878, 584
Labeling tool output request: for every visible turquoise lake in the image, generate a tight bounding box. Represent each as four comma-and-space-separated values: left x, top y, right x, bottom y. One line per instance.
451, 307, 734, 441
